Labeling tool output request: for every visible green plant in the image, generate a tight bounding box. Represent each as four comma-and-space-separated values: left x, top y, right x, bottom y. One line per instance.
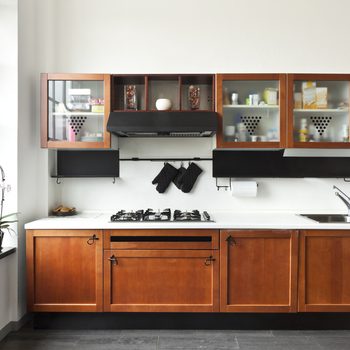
0, 212, 18, 234
0, 165, 18, 250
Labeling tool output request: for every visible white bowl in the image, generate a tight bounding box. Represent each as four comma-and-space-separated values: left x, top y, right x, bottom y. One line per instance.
156, 98, 172, 111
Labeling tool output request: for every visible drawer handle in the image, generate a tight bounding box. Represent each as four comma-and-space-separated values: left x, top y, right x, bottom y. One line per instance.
204, 255, 216, 266
226, 235, 237, 246
108, 255, 118, 266
87, 234, 99, 245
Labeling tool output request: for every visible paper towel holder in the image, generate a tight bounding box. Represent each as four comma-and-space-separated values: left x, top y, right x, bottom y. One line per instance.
215, 177, 232, 191
215, 178, 259, 191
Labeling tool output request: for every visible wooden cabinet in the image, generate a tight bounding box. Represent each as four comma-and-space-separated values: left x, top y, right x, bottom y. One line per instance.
216, 74, 287, 148
26, 230, 103, 312
299, 230, 350, 312
287, 74, 350, 148
111, 74, 215, 112
103, 229, 219, 312
41, 73, 111, 149
220, 230, 298, 312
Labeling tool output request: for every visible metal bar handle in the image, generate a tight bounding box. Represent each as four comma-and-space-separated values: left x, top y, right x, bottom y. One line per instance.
108, 255, 118, 266
204, 255, 216, 266
226, 235, 237, 246
87, 234, 99, 245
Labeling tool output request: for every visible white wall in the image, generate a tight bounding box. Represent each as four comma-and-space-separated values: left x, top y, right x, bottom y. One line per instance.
17, 0, 55, 320
0, 0, 18, 332
36, 0, 350, 214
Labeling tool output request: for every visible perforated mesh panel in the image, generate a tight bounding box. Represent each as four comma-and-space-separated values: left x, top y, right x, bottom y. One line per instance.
310, 116, 332, 136
68, 116, 87, 135
240, 115, 262, 135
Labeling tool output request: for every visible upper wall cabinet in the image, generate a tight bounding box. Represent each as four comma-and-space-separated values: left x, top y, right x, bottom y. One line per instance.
287, 74, 350, 148
216, 74, 286, 148
111, 74, 215, 112
41, 73, 111, 149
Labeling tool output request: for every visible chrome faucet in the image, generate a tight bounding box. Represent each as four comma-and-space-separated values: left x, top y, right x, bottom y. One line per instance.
333, 186, 350, 218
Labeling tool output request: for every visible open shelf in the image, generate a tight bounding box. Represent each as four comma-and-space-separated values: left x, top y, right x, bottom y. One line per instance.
111, 74, 214, 112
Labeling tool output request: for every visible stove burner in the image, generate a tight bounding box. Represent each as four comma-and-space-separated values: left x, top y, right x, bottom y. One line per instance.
110, 209, 212, 222
174, 210, 201, 221
143, 208, 171, 221
110, 210, 143, 222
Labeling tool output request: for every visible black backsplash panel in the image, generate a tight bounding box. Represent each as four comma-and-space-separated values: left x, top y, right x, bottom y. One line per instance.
57, 150, 119, 177
213, 150, 350, 178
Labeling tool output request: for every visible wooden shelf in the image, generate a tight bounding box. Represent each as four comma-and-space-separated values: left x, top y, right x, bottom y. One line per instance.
52, 112, 104, 116
223, 104, 279, 109
293, 108, 348, 113
292, 141, 350, 148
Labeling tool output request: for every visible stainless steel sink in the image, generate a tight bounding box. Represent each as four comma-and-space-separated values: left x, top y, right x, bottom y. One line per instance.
300, 214, 350, 223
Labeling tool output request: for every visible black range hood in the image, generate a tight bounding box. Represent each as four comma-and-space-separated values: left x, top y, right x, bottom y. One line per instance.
107, 111, 218, 137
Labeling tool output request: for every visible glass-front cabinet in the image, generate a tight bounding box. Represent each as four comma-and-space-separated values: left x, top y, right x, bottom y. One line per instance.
41, 73, 110, 148
287, 74, 350, 148
216, 74, 286, 148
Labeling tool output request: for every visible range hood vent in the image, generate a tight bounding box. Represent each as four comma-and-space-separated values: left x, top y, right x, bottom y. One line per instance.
107, 111, 218, 137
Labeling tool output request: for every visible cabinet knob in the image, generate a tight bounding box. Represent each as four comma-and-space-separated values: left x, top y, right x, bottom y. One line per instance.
226, 235, 237, 246
87, 234, 99, 245
204, 255, 216, 266
108, 255, 118, 266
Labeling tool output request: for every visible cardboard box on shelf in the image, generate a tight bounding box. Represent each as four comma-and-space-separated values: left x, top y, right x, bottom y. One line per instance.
302, 81, 317, 109
294, 92, 302, 109
316, 87, 328, 109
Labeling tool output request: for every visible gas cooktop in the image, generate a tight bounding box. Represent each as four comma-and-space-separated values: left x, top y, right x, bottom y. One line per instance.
110, 209, 213, 222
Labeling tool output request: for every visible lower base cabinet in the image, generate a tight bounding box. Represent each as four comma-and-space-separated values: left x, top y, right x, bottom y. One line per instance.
26, 230, 103, 312
299, 230, 350, 312
26, 228, 350, 314
104, 249, 219, 312
220, 230, 298, 312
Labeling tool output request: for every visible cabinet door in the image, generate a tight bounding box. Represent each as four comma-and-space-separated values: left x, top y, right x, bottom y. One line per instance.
104, 250, 219, 312
41, 73, 111, 149
216, 74, 287, 149
287, 74, 350, 148
299, 230, 350, 312
220, 230, 298, 312
26, 230, 103, 312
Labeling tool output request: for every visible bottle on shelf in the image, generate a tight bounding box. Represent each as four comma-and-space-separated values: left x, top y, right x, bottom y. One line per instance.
223, 88, 230, 105
299, 118, 309, 142
342, 125, 349, 143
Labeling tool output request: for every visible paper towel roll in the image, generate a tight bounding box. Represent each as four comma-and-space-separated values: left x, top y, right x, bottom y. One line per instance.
231, 181, 258, 197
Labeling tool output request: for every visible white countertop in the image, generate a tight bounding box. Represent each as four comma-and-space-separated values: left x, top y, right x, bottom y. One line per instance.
24, 211, 350, 230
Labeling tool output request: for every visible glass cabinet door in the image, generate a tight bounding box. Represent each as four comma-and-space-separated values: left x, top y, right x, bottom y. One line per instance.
288, 74, 350, 148
41, 74, 110, 148
216, 74, 286, 148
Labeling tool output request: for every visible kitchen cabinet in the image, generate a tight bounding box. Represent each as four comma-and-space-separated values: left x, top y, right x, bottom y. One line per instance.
299, 230, 350, 312
103, 229, 219, 312
216, 74, 287, 148
41, 73, 111, 149
287, 74, 350, 148
220, 230, 298, 312
26, 230, 103, 312
111, 74, 215, 112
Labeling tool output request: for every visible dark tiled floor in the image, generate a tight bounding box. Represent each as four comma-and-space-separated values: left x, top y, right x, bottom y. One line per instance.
1, 327, 350, 349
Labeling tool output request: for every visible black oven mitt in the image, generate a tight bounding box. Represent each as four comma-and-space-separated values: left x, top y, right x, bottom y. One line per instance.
173, 166, 186, 189
180, 162, 203, 193
152, 163, 178, 193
